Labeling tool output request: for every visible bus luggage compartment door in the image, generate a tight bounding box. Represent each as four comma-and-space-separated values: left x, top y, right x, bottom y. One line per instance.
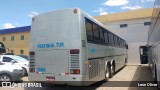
139, 46, 148, 64
36, 50, 69, 74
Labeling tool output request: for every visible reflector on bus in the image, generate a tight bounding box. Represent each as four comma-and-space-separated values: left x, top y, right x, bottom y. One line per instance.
70, 69, 80, 74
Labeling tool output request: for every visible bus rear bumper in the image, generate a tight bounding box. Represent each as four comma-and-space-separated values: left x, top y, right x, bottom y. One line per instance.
28, 73, 88, 86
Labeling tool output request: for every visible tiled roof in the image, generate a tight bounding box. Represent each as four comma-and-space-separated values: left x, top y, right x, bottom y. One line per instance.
0, 26, 31, 35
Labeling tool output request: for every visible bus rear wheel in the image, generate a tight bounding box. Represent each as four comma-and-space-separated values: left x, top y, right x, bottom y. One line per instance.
104, 65, 110, 82
110, 65, 115, 78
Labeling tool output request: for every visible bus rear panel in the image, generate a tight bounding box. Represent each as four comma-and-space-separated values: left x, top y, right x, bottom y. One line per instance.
29, 9, 86, 86
29, 8, 128, 86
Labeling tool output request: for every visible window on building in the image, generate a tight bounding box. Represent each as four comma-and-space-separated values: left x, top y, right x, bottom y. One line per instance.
21, 35, 24, 40
20, 50, 24, 55
144, 22, 151, 26
120, 24, 128, 28
11, 36, 14, 41
2, 37, 6, 41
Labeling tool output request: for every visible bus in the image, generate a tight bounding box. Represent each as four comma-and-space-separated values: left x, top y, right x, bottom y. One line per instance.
28, 8, 128, 86
139, 0, 160, 87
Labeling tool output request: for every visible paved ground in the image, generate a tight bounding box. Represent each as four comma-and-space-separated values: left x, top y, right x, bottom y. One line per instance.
0, 65, 159, 90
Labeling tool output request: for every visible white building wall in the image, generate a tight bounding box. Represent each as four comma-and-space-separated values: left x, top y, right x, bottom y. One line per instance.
102, 18, 151, 65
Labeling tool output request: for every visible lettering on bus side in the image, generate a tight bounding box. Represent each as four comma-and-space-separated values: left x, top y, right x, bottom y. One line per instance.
56, 42, 64, 47
37, 42, 64, 48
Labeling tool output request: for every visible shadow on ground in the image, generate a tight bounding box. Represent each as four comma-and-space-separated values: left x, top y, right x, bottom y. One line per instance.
128, 65, 158, 90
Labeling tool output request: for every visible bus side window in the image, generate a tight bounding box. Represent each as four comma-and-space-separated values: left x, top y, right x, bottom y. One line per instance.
120, 39, 123, 47
110, 33, 114, 46
104, 31, 109, 45
99, 28, 105, 43
123, 41, 125, 48
122, 41, 124, 48
85, 20, 93, 41
108, 33, 111, 45
117, 37, 119, 46
92, 23, 100, 42
113, 35, 117, 46
122, 40, 125, 48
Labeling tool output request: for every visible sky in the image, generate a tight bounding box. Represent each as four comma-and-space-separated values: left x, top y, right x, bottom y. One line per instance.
0, 0, 155, 29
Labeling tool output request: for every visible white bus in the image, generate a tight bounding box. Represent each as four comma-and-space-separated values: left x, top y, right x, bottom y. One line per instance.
28, 8, 128, 86
139, 0, 160, 87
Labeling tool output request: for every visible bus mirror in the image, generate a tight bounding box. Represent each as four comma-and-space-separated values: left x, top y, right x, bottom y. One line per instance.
125, 44, 128, 49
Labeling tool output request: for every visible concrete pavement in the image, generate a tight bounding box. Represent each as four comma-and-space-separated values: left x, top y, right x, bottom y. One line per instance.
0, 65, 158, 90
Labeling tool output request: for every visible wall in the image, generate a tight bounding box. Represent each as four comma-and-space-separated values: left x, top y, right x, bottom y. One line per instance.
101, 18, 151, 64
0, 32, 30, 55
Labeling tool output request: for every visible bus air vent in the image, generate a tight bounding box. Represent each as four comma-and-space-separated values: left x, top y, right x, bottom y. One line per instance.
70, 54, 80, 69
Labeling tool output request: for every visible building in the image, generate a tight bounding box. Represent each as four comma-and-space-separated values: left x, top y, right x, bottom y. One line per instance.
0, 26, 30, 55
0, 8, 153, 64
94, 8, 153, 65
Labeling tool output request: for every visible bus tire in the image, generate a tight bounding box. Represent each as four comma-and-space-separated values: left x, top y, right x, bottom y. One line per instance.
125, 58, 127, 65
110, 64, 115, 78
153, 65, 157, 82
104, 65, 110, 82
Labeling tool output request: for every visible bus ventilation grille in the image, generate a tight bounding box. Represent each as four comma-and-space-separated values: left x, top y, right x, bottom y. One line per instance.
89, 60, 98, 80
70, 54, 80, 69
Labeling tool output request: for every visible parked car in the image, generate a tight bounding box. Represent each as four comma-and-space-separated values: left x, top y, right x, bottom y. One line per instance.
0, 55, 29, 76
0, 62, 24, 81
17, 55, 29, 60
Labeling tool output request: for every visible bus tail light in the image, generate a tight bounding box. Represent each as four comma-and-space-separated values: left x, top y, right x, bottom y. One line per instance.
65, 73, 69, 75
29, 51, 35, 55
70, 69, 80, 74
70, 49, 79, 54
29, 68, 35, 73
